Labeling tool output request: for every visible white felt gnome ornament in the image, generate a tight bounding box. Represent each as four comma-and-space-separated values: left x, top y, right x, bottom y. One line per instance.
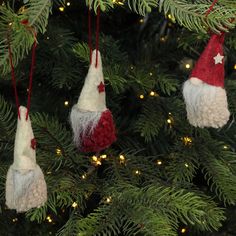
5, 106, 47, 212
183, 33, 230, 128
70, 50, 116, 152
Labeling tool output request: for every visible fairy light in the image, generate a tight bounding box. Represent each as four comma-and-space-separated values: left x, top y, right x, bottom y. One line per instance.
59, 6, 64, 12
81, 174, 87, 179
150, 91, 155, 96
185, 163, 189, 168
9, 22, 13, 26
223, 145, 228, 150
66, 2, 71, 6
160, 36, 166, 42
139, 18, 144, 24
12, 218, 18, 222
106, 196, 112, 203
46, 216, 53, 223
64, 100, 69, 106
181, 228, 187, 233
167, 119, 172, 124
92, 155, 98, 161
149, 72, 153, 76
185, 63, 191, 69
119, 154, 126, 164
234, 64, 236, 70
56, 148, 62, 155
100, 154, 107, 159
139, 94, 144, 99
135, 170, 141, 175
130, 66, 134, 70
72, 202, 78, 208
157, 160, 162, 165
46, 36, 50, 40
47, 171, 52, 175
182, 136, 193, 146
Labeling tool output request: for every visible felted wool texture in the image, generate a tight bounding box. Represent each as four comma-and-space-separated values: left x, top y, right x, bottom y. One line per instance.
5, 106, 47, 212
6, 165, 47, 212
70, 106, 102, 147
77, 50, 106, 112
183, 78, 230, 128
190, 34, 225, 87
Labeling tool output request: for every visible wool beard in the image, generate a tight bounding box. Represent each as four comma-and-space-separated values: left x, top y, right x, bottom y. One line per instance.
70, 106, 116, 152
183, 77, 230, 128
6, 164, 47, 213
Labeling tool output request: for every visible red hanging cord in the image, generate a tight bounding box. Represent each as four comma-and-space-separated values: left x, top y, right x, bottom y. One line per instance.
205, 0, 218, 17
88, 4, 92, 64
88, 4, 101, 67
8, 31, 37, 120
26, 36, 37, 120
95, 7, 100, 68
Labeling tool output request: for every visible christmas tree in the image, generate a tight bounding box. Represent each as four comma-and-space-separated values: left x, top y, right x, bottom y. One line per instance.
0, 0, 236, 235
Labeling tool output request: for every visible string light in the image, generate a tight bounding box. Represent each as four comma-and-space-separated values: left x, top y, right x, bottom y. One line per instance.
9, 22, 13, 26
149, 72, 153, 76
47, 171, 52, 175
150, 91, 155, 96
234, 64, 236, 70
182, 136, 192, 146
113, 0, 125, 5
46, 36, 50, 40
157, 160, 162, 165
12, 218, 18, 222
223, 145, 229, 150
81, 174, 87, 179
181, 228, 187, 233
185, 163, 189, 168
167, 119, 172, 124
64, 100, 69, 106
56, 148, 62, 155
185, 63, 191, 69
160, 36, 166, 42
72, 202, 78, 208
139, 94, 144, 99
100, 154, 107, 159
130, 66, 134, 70
106, 196, 112, 203
135, 170, 141, 175
92, 155, 98, 161
139, 18, 144, 24
66, 2, 71, 6
59, 6, 64, 12
119, 154, 126, 164
46, 216, 53, 223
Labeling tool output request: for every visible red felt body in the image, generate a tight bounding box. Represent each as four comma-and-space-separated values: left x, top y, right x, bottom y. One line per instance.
81, 109, 116, 152
190, 33, 225, 87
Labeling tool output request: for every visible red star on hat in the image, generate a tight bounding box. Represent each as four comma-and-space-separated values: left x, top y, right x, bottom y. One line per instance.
97, 82, 105, 93
31, 138, 37, 150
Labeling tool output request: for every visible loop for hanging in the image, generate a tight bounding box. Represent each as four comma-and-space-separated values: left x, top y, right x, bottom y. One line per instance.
88, 3, 101, 68
7, 22, 37, 120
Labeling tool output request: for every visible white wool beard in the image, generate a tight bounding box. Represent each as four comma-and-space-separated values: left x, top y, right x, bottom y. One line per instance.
183, 79, 230, 128
70, 105, 102, 146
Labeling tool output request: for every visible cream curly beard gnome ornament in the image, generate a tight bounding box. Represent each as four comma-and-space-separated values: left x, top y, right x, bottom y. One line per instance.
183, 33, 230, 128
70, 50, 116, 152
5, 106, 47, 212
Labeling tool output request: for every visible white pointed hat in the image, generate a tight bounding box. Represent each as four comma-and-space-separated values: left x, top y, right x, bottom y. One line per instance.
77, 50, 106, 112
12, 106, 37, 171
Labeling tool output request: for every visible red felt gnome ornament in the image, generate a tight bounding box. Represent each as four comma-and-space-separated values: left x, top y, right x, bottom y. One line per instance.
70, 50, 116, 152
183, 33, 230, 128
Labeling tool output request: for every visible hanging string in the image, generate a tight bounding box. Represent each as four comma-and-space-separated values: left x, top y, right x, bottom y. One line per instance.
205, 0, 218, 17
88, 3, 92, 64
95, 7, 100, 68
8, 30, 37, 120
26, 35, 37, 120
87, 4, 101, 67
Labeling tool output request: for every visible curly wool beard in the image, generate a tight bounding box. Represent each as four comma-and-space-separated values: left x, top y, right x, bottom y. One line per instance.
183, 78, 230, 128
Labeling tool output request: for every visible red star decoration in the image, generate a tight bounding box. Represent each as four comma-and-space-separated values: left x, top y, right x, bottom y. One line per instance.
31, 138, 37, 150
97, 82, 105, 93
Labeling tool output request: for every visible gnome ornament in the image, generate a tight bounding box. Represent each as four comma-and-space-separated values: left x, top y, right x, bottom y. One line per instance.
183, 33, 230, 128
5, 106, 47, 212
70, 50, 116, 152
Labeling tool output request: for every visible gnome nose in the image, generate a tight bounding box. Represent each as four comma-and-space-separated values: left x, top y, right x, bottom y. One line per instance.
31, 138, 37, 150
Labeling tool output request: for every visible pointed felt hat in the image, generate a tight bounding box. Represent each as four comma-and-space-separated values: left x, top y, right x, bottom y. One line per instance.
12, 106, 37, 171
77, 50, 106, 112
190, 33, 225, 87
